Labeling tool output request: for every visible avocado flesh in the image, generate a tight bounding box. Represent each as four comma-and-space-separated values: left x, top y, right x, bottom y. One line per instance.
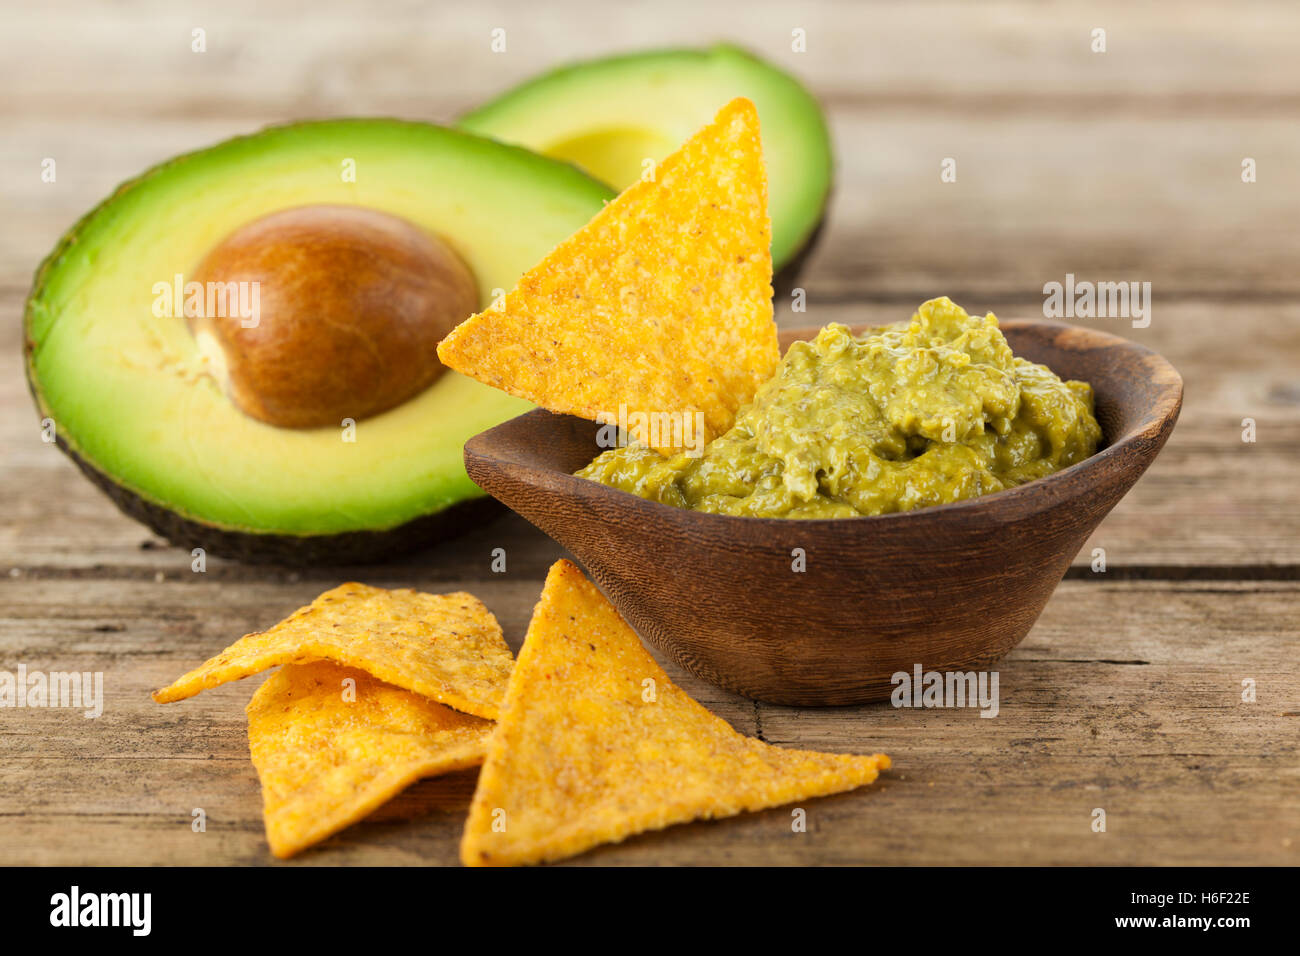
25, 119, 615, 557
458, 44, 832, 271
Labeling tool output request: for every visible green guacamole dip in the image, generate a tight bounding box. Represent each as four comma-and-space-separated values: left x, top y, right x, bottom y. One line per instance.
576, 297, 1102, 518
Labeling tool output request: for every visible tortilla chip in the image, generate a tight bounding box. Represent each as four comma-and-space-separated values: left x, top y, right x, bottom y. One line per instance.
153, 583, 512, 720
437, 97, 778, 454
460, 560, 889, 866
247, 661, 492, 858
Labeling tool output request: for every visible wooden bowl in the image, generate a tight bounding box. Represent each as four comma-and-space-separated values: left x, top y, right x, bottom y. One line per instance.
464, 321, 1183, 705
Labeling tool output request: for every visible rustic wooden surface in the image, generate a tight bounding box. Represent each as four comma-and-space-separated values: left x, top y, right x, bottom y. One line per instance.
1, 0, 1296, 865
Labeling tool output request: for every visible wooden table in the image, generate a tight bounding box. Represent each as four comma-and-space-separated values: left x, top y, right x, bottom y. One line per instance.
1, 0, 1296, 866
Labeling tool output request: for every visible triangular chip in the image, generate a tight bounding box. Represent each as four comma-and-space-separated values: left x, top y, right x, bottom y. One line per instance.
437, 97, 778, 454
153, 583, 513, 720
460, 560, 889, 866
247, 661, 493, 858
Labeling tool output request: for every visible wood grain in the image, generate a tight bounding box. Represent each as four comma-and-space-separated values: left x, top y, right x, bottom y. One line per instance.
1, 0, 1296, 865
1, 577, 1293, 865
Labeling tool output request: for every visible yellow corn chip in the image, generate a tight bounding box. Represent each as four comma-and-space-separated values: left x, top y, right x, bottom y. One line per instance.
437, 97, 778, 454
247, 661, 492, 858
460, 560, 890, 866
153, 583, 512, 720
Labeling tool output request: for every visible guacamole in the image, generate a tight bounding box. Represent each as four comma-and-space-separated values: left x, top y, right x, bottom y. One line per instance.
576, 298, 1102, 518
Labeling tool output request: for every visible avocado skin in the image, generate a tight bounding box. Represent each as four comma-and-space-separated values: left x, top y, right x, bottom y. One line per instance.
55, 434, 502, 565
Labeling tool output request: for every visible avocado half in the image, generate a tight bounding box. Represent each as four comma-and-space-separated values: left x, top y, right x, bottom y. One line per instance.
458, 44, 833, 275
24, 119, 615, 564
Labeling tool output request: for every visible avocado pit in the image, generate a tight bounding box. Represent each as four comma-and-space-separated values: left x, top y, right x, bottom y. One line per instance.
190, 204, 478, 429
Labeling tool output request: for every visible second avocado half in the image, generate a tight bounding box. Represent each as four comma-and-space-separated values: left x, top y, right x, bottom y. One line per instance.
460, 44, 832, 272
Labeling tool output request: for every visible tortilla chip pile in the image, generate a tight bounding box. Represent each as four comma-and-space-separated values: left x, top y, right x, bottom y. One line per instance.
437, 96, 780, 454
154, 584, 511, 858
156, 565, 888, 863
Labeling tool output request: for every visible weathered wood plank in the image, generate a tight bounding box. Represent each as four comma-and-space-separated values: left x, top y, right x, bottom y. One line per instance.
0, 578, 1294, 865
6, 0, 1300, 120
5, 112, 1298, 301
